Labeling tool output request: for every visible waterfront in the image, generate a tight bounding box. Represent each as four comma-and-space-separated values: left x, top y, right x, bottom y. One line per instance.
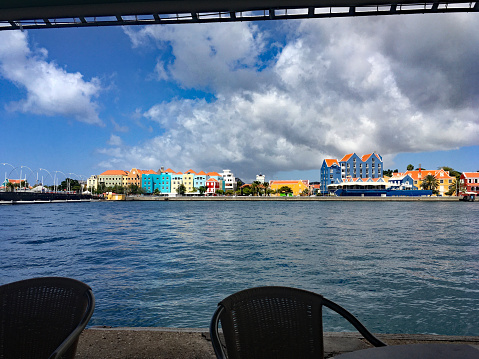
0, 201, 477, 336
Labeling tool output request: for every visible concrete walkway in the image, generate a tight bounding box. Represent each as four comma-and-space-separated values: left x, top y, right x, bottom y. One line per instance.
76, 327, 479, 358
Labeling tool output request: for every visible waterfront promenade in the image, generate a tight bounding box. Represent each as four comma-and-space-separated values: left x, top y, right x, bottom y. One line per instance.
76, 328, 479, 358
127, 195, 461, 202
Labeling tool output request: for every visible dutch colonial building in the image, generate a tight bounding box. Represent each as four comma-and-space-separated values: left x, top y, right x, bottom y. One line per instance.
459, 172, 479, 195
183, 169, 196, 193
269, 180, 310, 196
126, 168, 156, 189
194, 171, 207, 189
401, 168, 453, 196
142, 172, 171, 194
98, 170, 129, 189
320, 153, 383, 194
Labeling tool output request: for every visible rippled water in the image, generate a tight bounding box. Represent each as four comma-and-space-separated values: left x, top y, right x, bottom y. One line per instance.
1, 201, 478, 335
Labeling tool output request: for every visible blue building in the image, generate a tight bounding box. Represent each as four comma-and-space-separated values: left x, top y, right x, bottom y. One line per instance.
142, 172, 171, 194
320, 159, 341, 195
387, 174, 416, 190
320, 153, 384, 195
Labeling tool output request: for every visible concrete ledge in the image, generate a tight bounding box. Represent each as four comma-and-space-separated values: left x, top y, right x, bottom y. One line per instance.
127, 196, 462, 202
76, 327, 479, 358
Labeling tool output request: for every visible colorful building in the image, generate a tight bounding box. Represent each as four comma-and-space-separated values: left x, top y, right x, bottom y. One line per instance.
126, 168, 156, 189
320, 153, 383, 194
98, 170, 129, 189
401, 168, 454, 196
183, 169, 196, 193
142, 172, 171, 194
269, 180, 310, 196
460, 172, 479, 195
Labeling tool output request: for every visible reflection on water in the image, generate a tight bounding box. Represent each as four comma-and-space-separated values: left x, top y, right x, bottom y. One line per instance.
0, 201, 478, 335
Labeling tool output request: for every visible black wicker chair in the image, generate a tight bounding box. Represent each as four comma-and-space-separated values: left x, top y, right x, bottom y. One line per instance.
0, 277, 95, 359
210, 286, 385, 359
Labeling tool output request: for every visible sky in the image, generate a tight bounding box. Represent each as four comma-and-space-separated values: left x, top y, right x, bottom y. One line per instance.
0, 13, 478, 184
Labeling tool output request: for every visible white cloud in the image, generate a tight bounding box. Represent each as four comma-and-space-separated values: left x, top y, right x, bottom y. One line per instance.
108, 134, 123, 146
0, 31, 103, 125
109, 16, 479, 181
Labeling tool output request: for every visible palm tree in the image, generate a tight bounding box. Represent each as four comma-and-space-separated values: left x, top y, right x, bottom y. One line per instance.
6, 181, 14, 192
262, 182, 270, 196
421, 174, 439, 194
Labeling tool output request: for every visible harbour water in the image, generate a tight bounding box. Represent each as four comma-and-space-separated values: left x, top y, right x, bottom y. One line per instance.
1, 201, 478, 336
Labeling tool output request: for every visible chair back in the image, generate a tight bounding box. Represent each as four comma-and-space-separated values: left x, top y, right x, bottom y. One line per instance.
210, 286, 385, 359
0, 277, 95, 359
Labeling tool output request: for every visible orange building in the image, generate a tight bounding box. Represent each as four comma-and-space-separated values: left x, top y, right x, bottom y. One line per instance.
126, 168, 156, 189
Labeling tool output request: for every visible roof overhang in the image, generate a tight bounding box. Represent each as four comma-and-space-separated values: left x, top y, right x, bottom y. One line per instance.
1, 0, 478, 31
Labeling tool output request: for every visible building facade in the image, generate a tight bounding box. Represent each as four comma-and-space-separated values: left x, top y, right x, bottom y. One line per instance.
320, 153, 383, 194
402, 168, 454, 196
220, 169, 236, 192
269, 180, 310, 196
98, 170, 129, 189
460, 172, 479, 195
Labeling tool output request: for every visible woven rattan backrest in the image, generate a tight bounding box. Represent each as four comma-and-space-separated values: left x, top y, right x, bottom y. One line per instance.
0, 277, 92, 359
219, 286, 324, 359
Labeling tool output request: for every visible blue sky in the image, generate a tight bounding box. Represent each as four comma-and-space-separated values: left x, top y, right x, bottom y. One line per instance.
0, 14, 478, 184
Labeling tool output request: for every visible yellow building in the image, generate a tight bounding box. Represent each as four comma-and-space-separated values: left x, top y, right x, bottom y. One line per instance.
269, 180, 310, 196
398, 168, 454, 196
183, 169, 196, 193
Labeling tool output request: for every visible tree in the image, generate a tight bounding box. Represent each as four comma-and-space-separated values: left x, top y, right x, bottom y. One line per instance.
407, 164, 414, 171
384, 169, 393, 177
301, 188, 310, 196
278, 186, 293, 195
421, 174, 439, 194
262, 182, 270, 196
153, 188, 161, 195
250, 181, 261, 196
446, 178, 466, 196
198, 186, 207, 195
6, 181, 14, 192
176, 184, 186, 195
225, 190, 234, 196
215, 189, 225, 195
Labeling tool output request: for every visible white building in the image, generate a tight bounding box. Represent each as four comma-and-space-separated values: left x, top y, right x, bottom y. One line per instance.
256, 174, 265, 184
87, 175, 98, 191
220, 169, 237, 192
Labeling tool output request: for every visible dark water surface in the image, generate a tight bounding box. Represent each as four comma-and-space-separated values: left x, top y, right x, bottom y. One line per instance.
1, 201, 478, 335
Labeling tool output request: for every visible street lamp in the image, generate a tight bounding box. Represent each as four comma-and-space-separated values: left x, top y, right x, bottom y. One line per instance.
20, 165, 35, 190
53, 170, 67, 192
1, 163, 16, 190
39, 168, 54, 191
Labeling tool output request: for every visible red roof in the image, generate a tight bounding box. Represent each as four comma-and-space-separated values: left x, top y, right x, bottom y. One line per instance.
463, 172, 479, 178
325, 159, 339, 167
197, 171, 207, 175
207, 172, 220, 176
340, 153, 354, 162
100, 170, 128, 176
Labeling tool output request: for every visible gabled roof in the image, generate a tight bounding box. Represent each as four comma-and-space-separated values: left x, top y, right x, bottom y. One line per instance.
163, 168, 176, 173
324, 159, 339, 167
404, 169, 453, 180
462, 172, 479, 178
340, 153, 354, 162
99, 170, 128, 176
206, 178, 219, 182
361, 153, 372, 161
196, 171, 207, 175
207, 172, 220, 176
176, 171, 183, 175
142, 169, 157, 175
185, 169, 196, 174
